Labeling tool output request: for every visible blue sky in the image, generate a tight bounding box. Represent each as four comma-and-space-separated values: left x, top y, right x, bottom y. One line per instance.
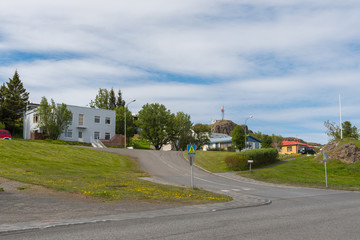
1, 0, 360, 144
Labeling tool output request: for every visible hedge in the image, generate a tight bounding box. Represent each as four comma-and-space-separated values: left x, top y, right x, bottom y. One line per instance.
224, 148, 279, 170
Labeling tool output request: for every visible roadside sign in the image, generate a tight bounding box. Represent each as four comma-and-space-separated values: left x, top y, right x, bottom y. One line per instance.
248, 160, 254, 163
187, 145, 197, 155
323, 153, 327, 162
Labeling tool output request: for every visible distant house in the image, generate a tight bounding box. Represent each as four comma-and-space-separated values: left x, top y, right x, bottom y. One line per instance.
203, 133, 233, 151
246, 135, 262, 150
281, 140, 314, 154
23, 104, 115, 144
203, 133, 262, 151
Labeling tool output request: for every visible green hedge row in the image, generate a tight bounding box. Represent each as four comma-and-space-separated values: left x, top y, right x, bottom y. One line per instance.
224, 148, 279, 170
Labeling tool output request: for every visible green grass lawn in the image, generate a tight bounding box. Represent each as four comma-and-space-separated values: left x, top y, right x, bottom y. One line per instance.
239, 155, 360, 190
0, 140, 231, 203
188, 151, 237, 172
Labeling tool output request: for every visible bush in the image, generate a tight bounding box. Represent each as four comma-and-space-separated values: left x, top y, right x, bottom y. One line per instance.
224, 155, 249, 170
238, 148, 278, 168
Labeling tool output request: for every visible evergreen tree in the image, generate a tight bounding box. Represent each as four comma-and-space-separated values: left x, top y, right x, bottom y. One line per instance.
116, 89, 125, 107
1, 71, 29, 132
109, 88, 116, 110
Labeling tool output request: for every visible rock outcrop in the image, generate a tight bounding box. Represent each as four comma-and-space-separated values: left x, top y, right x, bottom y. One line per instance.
321, 141, 360, 164
211, 120, 237, 135
211, 120, 252, 135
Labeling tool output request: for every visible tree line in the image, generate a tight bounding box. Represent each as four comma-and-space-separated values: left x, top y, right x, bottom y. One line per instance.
89, 88, 211, 150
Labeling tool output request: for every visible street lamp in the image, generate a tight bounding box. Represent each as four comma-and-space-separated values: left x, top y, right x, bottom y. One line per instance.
124, 99, 136, 149
244, 115, 253, 150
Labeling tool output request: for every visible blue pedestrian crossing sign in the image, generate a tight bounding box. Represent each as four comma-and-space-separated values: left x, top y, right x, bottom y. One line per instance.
187, 145, 197, 155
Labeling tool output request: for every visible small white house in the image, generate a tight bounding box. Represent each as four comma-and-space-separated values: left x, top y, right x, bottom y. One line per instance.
23, 104, 116, 144
203, 133, 262, 151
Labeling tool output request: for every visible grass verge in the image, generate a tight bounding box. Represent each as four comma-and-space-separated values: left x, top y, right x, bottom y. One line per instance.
185, 151, 236, 172
0, 140, 231, 203
238, 155, 360, 190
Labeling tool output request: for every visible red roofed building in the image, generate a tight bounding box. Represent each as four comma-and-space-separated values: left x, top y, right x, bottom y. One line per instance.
281, 140, 314, 154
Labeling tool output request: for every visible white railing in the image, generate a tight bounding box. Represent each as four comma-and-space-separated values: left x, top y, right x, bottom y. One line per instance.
90, 137, 107, 148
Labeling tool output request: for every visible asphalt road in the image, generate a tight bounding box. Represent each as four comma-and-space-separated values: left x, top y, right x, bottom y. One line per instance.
1, 149, 360, 239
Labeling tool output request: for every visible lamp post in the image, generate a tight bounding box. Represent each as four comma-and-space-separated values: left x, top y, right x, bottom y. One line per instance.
124, 99, 136, 149
244, 115, 253, 150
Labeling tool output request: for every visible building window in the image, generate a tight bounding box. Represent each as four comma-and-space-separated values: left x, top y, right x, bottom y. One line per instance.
79, 114, 84, 126
65, 129, 72, 138
105, 132, 111, 140
94, 131, 100, 139
94, 116, 100, 123
78, 131, 83, 139
33, 114, 39, 123
105, 117, 110, 124
287, 146, 292, 152
68, 113, 73, 123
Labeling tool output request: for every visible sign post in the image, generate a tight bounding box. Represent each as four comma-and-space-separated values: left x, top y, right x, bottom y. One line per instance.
187, 145, 197, 188
323, 153, 328, 188
248, 160, 254, 173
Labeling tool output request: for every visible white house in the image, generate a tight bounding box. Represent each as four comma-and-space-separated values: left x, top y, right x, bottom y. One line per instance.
203, 133, 262, 151
23, 104, 116, 144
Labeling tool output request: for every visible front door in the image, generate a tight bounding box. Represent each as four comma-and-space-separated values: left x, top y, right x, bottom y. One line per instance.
78, 130, 84, 142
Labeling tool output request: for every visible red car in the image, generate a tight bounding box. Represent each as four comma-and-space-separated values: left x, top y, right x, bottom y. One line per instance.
0, 130, 12, 140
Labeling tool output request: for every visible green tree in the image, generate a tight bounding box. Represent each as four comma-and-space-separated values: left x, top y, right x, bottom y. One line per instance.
138, 103, 172, 150
109, 88, 116, 110
116, 89, 125, 108
1, 71, 29, 133
272, 134, 283, 149
231, 125, 245, 151
170, 112, 193, 151
261, 134, 273, 148
90, 88, 126, 110
115, 106, 137, 144
192, 123, 210, 150
90, 88, 110, 109
35, 97, 72, 140
324, 120, 359, 140
342, 121, 359, 139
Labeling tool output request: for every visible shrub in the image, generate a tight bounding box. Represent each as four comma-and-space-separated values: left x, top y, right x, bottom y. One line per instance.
224, 155, 249, 170
238, 148, 278, 168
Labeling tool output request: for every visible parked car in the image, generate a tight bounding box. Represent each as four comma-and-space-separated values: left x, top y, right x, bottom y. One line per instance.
0, 130, 12, 140
299, 146, 315, 155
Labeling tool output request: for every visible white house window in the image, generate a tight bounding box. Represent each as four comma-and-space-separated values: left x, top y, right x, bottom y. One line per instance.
79, 114, 84, 125
94, 116, 100, 123
33, 114, 39, 123
105, 132, 111, 140
105, 117, 111, 124
65, 129, 72, 138
94, 131, 100, 139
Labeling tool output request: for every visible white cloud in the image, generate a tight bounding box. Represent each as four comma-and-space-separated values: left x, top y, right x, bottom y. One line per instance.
2, 0, 360, 144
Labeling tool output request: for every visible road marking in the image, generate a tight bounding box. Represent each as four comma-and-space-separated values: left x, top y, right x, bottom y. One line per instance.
221, 190, 230, 192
